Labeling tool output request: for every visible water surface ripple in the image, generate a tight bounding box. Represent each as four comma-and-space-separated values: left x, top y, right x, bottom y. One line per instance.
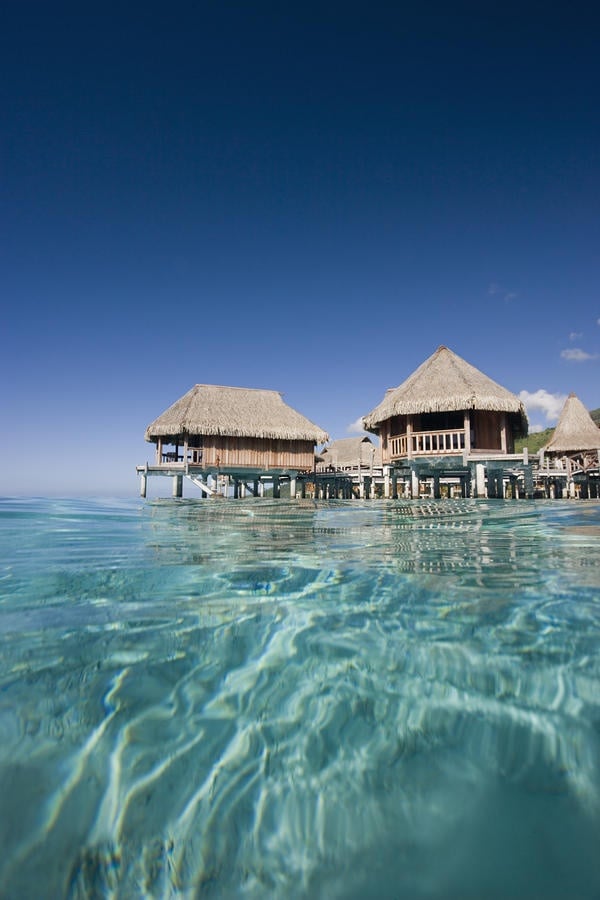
1, 497, 600, 898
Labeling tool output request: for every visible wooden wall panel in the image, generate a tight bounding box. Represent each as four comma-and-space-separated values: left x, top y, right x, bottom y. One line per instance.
198, 436, 314, 470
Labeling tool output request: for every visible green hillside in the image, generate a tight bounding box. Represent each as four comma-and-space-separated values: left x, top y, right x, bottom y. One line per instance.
514, 428, 554, 455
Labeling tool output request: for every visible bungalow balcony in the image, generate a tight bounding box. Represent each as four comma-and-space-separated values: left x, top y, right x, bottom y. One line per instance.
390, 428, 466, 459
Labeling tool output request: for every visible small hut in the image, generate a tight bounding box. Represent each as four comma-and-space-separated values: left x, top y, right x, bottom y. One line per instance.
139, 384, 328, 497
542, 393, 600, 470
317, 436, 382, 472
363, 345, 528, 464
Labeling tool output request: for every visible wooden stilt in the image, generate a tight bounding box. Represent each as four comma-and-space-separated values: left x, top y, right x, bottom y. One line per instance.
475, 464, 485, 498
411, 470, 419, 499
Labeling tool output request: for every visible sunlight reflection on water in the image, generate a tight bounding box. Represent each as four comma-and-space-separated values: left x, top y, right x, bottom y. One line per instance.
0, 497, 599, 898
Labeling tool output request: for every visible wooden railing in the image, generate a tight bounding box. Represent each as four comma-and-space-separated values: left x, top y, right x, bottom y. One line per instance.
390, 429, 466, 458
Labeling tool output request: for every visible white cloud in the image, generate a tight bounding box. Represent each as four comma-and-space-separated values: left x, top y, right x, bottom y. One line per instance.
569, 331, 582, 341
488, 282, 517, 302
519, 389, 567, 425
529, 424, 545, 434
347, 416, 366, 434
560, 348, 598, 362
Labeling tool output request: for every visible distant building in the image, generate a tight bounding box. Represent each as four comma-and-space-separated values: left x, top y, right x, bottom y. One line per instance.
317, 436, 381, 472
541, 393, 600, 474
312, 435, 383, 498
534, 393, 600, 498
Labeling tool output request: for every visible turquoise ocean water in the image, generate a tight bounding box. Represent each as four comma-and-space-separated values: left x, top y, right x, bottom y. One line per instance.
1, 496, 600, 899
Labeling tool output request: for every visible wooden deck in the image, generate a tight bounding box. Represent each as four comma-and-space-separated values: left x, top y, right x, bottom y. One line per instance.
135, 462, 311, 498
136, 453, 600, 501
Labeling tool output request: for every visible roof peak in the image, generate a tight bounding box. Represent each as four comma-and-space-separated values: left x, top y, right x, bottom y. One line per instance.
362, 344, 527, 431
194, 384, 280, 394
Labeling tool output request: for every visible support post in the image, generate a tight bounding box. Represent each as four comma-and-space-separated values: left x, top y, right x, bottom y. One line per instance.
475, 464, 485, 498
523, 465, 534, 499
500, 414, 508, 454
411, 469, 419, 499
463, 410, 471, 456
140, 474, 147, 498
273, 476, 280, 499
173, 474, 183, 498
290, 476, 297, 498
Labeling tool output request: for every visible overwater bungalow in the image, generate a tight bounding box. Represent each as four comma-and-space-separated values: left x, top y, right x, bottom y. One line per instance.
317, 436, 382, 473
362, 345, 530, 498
315, 435, 383, 499
538, 393, 600, 498
137, 384, 328, 498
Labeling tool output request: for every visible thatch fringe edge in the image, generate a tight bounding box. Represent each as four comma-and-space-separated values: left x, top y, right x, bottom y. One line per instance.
363, 396, 526, 428
145, 424, 329, 443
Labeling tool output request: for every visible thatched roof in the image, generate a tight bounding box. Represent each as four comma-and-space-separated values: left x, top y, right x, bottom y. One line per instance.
319, 436, 382, 468
542, 393, 600, 453
363, 345, 528, 434
145, 384, 329, 444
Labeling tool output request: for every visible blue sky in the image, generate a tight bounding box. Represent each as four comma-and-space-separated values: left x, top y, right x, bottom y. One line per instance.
2, 2, 599, 496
